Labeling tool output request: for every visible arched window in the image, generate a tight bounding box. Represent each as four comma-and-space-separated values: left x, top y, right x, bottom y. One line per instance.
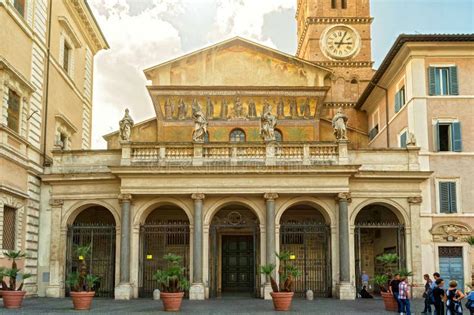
275, 129, 283, 142
204, 132, 209, 143
331, 0, 337, 9
230, 129, 246, 143
341, 0, 347, 9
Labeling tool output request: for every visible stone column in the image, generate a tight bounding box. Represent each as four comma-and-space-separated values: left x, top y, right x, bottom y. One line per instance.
407, 196, 423, 298
189, 193, 205, 300
263, 193, 278, 300
46, 199, 64, 297
115, 194, 133, 300
336, 192, 355, 300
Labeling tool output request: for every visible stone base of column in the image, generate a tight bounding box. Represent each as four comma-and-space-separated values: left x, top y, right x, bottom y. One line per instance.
262, 283, 273, 300
114, 283, 133, 300
189, 283, 205, 300
45, 285, 64, 298
336, 282, 355, 300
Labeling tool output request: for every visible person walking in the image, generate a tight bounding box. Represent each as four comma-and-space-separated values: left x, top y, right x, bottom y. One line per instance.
466, 289, 474, 314
433, 278, 446, 315
446, 280, 465, 315
389, 273, 402, 313
422, 274, 433, 313
398, 276, 411, 315
431, 272, 441, 290
361, 270, 369, 290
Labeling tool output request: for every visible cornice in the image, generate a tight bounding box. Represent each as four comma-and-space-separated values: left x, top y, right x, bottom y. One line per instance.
316, 61, 374, 68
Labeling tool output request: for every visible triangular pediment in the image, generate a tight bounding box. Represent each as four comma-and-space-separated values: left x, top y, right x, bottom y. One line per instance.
144, 37, 331, 87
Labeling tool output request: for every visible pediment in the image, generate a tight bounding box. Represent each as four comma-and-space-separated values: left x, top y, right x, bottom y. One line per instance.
430, 222, 472, 242
144, 37, 331, 87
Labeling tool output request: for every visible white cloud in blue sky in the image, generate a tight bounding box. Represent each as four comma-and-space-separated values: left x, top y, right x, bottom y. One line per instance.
89, 0, 473, 148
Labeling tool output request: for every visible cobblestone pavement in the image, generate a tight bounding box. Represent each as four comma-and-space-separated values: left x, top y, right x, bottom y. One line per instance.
0, 297, 449, 314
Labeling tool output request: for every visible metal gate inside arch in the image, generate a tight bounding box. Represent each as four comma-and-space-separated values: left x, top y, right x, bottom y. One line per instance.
280, 207, 331, 297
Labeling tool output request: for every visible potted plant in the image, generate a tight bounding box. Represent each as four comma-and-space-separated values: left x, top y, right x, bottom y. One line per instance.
375, 253, 399, 311
0, 250, 32, 309
65, 244, 99, 310
260, 251, 301, 311
153, 253, 190, 312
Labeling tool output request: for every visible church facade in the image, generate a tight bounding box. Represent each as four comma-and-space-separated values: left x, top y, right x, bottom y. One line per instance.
1, 0, 472, 301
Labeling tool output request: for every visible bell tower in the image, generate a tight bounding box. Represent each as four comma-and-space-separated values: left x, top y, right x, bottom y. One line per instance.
296, 0, 374, 102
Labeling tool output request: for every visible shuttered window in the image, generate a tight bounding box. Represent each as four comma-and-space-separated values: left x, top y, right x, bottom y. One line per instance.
394, 86, 405, 113
7, 89, 21, 132
428, 66, 459, 96
2, 206, 16, 250
399, 131, 407, 148
439, 181, 457, 213
435, 122, 462, 152
13, 0, 25, 17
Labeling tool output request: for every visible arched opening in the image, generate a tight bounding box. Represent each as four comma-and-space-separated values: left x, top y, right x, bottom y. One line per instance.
66, 206, 116, 297
209, 205, 260, 298
275, 129, 283, 142
229, 128, 246, 143
279, 205, 331, 297
354, 204, 405, 295
139, 205, 190, 297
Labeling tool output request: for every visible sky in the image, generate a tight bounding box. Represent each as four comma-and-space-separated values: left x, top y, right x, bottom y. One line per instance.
88, 0, 474, 149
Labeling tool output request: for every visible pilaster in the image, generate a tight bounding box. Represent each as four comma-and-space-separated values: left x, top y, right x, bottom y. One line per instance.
190, 193, 205, 300
115, 194, 133, 300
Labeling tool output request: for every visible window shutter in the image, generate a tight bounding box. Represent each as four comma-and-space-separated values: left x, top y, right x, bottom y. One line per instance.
439, 182, 450, 213
394, 91, 400, 113
451, 122, 462, 152
428, 67, 437, 96
449, 66, 459, 95
59, 35, 65, 68
400, 132, 407, 148
448, 182, 457, 213
435, 122, 441, 151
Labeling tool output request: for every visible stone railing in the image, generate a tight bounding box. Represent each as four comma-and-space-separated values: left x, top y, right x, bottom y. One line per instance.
125, 141, 343, 166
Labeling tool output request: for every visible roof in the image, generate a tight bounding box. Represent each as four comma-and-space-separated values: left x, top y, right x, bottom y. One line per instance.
143, 36, 333, 75
84, 0, 110, 49
356, 34, 474, 109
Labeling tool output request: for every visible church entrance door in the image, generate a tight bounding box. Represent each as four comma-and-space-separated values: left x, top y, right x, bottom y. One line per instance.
221, 235, 254, 293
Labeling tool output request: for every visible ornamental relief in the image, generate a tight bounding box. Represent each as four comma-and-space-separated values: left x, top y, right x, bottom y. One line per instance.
430, 222, 472, 242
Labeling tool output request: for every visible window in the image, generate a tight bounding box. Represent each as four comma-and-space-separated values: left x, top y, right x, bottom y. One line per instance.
230, 129, 246, 143
341, 0, 347, 9
439, 181, 457, 213
394, 86, 405, 113
399, 130, 407, 148
331, 0, 337, 9
275, 129, 283, 142
62, 40, 72, 74
7, 89, 21, 132
2, 206, 16, 250
13, 0, 25, 17
369, 109, 379, 141
428, 66, 459, 96
435, 121, 462, 152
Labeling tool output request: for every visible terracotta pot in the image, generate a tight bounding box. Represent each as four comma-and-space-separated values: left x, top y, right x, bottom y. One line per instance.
381, 291, 398, 311
70, 291, 95, 310
160, 292, 185, 312
270, 291, 294, 311
2, 290, 26, 309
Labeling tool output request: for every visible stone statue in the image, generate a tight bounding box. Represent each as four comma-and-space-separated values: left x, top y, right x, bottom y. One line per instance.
192, 99, 208, 143
206, 96, 214, 119
276, 97, 285, 119
332, 107, 348, 140
164, 98, 174, 120
248, 99, 257, 118
262, 98, 271, 115
260, 103, 277, 142
220, 99, 228, 119
233, 96, 244, 118
289, 98, 298, 118
407, 132, 416, 146
178, 98, 187, 120
119, 108, 134, 141
300, 97, 311, 119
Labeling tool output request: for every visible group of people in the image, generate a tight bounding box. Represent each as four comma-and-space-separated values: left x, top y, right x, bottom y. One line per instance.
389, 273, 412, 314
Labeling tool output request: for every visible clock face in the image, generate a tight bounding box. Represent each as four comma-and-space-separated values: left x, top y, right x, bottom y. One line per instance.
322, 25, 360, 60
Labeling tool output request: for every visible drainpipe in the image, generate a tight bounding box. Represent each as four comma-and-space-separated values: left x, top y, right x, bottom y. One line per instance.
369, 82, 390, 148
42, 0, 53, 166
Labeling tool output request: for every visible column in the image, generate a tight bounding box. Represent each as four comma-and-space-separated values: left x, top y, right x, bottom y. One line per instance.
115, 194, 133, 300
407, 196, 423, 297
336, 192, 355, 300
263, 193, 278, 300
189, 193, 205, 300
46, 199, 64, 297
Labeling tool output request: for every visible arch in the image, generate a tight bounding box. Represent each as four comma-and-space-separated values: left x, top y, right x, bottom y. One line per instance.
63, 200, 120, 227
276, 196, 335, 226
204, 197, 263, 226
350, 198, 408, 227
274, 129, 283, 142
229, 128, 246, 143
133, 197, 193, 226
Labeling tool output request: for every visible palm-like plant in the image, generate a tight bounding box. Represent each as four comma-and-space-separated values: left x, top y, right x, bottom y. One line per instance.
465, 236, 474, 246
260, 251, 301, 293
153, 254, 190, 293
376, 253, 399, 274
65, 244, 98, 292
1, 251, 31, 291
373, 274, 389, 292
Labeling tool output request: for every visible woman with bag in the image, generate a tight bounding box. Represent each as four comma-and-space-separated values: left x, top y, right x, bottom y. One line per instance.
446, 280, 465, 315
466, 289, 474, 314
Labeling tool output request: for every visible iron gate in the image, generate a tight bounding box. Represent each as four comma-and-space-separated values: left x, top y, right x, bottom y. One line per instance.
280, 223, 331, 297
139, 223, 190, 297
66, 224, 116, 297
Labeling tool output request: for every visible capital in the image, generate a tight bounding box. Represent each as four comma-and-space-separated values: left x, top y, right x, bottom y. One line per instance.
191, 193, 205, 200
49, 199, 64, 207
336, 192, 352, 202
264, 193, 279, 201
118, 194, 132, 203
407, 196, 422, 204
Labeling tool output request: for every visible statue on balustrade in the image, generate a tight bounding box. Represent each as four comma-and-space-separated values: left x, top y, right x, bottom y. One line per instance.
220, 99, 228, 119
248, 99, 257, 118
164, 98, 174, 120
206, 96, 214, 119
192, 99, 208, 143
178, 98, 187, 120
119, 108, 134, 141
300, 97, 311, 119
289, 98, 298, 118
332, 107, 348, 140
260, 103, 277, 142
277, 97, 285, 119
233, 96, 245, 118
